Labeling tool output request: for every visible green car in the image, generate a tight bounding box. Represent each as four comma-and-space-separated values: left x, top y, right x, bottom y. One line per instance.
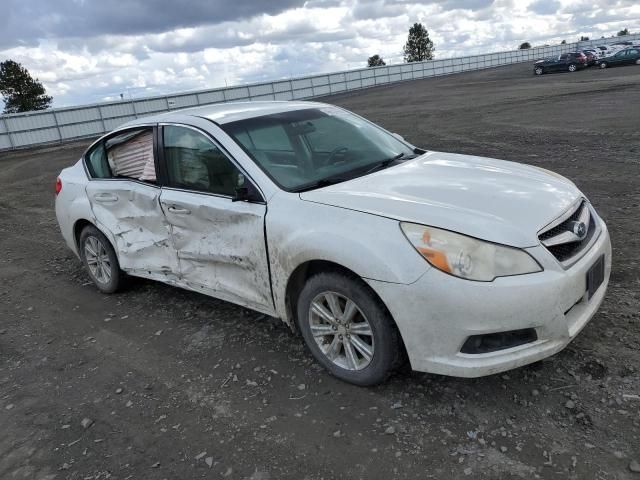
597, 48, 640, 69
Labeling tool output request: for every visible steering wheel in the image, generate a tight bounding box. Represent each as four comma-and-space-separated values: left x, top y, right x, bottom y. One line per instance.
324, 146, 349, 166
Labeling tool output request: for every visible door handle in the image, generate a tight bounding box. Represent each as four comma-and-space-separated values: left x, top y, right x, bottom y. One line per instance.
167, 205, 191, 215
93, 193, 118, 203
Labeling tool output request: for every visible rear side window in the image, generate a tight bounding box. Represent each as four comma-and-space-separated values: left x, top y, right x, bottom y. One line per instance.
106, 129, 156, 181
163, 125, 243, 196
85, 128, 156, 182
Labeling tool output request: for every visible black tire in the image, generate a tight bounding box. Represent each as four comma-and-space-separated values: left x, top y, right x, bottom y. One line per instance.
568, 63, 577, 72
599, 62, 607, 69
79, 225, 124, 294
534, 67, 544, 76
296, 272, 403, 386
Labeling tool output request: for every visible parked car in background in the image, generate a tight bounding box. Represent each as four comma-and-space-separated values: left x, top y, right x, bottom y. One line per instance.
55, 101, 611, 385
581, 50, 597, 65
595, 45, 624, 58
596, 48, 640, 69
534, 52, 587, 75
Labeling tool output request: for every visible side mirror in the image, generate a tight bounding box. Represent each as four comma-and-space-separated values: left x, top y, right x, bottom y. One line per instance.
232, 182, 262, 203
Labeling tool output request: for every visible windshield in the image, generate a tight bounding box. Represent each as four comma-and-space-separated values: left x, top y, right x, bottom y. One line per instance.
221, 106, 416, 191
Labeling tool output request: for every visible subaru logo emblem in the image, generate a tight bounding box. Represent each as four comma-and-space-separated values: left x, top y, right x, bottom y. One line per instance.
571, 221, 587, 239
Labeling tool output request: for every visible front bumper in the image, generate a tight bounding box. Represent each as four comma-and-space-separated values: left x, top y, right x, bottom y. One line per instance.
366, 218, 612, 377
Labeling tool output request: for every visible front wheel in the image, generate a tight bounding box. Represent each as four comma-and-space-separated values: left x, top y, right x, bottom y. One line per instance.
635, 59, 640, 65
534, 67, 544, 76
599, 62, 607, 69
296, 272, 403, 386
79, 225, 124, 294
568, 63, 577, 72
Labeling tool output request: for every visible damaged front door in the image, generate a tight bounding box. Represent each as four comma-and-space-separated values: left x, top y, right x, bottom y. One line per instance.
84, 127, 179, 280
159, 124, 274, 315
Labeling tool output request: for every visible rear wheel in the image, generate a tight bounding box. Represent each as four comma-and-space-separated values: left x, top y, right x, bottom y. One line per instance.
568, 63, 577, 72
534, 67, 544, 76
296, 272, 403, 386
79, 225, 123, 294
636, 59, 640, 65
599, 62, 608, 69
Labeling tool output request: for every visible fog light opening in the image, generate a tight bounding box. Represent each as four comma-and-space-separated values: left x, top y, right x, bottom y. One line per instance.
460, 328, 538, 354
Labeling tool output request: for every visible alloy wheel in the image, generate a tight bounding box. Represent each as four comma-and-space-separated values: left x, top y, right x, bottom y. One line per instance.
308, 292, 374, 371
568, 64, 577, 72
535, 67, 543, 75
84, 235, 112, 285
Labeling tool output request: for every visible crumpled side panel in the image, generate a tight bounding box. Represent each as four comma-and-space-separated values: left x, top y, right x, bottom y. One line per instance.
86, 181, 179, 276
161, 189, 273, 313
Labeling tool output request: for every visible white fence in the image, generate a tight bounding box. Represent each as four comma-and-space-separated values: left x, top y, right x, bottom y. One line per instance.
1, 34, 638, 152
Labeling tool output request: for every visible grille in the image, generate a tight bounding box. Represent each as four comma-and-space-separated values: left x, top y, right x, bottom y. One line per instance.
539, 200, 597, 265
539, 204, 583, 242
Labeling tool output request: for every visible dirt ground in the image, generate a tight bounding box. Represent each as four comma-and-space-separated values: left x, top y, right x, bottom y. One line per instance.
1, 62, 639, 479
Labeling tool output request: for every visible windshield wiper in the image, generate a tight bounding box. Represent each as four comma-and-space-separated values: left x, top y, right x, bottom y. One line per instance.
293, 152, 417, 193
293, 176, 349, 193
363, 152, 407, 176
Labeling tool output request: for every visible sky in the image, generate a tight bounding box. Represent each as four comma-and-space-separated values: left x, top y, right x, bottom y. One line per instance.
0, 0, 638, 108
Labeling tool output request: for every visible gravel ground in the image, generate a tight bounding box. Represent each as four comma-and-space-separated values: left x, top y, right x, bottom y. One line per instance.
1, 62, 639, 479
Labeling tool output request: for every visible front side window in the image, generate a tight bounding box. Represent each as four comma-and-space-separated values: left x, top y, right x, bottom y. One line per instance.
222, 107, 415, 191
163, 125, 244, 196
85, 128, 156, 182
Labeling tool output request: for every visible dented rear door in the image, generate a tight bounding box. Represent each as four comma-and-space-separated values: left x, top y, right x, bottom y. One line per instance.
85, 180, 180, 277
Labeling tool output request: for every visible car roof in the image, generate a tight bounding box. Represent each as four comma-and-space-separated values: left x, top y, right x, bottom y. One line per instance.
121, 100, 328, 128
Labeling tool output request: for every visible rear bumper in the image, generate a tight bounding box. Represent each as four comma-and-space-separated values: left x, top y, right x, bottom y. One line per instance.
366, 219, 611, 377
55, 190, 81, 258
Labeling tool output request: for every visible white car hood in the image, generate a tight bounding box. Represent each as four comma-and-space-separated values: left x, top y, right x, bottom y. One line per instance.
300, 151, 582, 247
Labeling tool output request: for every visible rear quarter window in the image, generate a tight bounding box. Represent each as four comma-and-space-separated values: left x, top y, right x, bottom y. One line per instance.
85, 142, 111, 178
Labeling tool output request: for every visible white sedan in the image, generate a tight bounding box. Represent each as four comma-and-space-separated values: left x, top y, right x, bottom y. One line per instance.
55, 101, 611, 385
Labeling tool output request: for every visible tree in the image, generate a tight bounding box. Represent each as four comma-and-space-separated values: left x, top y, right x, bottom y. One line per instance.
403, 23, 434, 62
580, 36, 590, 41
519, 42, 531, 49
0, 60, 52, 114
367, 55, 386, 67
617, 28, 629, 36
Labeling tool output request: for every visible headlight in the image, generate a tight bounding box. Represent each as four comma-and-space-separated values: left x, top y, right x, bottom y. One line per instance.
400, 223, 542, 281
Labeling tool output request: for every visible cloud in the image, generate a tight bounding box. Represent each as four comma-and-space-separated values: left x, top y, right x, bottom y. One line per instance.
0, 0, 308, 49
528, 0, 561, 15
0, 0, 638, 108
352, 1, 408, 20
442, 0, 495, 11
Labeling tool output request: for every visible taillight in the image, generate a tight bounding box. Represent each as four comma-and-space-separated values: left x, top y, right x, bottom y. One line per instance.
55, 177, 62, 195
